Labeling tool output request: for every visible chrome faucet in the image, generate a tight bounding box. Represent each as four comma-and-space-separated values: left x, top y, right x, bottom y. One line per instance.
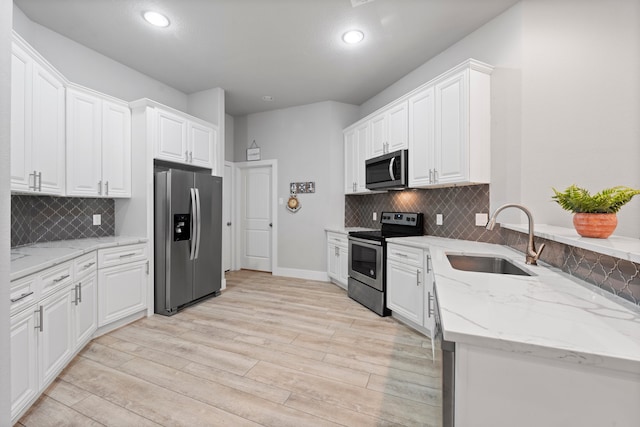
486, 204, 545, 265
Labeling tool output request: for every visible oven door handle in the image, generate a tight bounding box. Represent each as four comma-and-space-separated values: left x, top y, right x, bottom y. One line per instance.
348, 236, 382, 246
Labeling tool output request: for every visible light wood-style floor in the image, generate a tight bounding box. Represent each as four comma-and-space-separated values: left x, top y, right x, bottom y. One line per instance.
18, 270, 442, 427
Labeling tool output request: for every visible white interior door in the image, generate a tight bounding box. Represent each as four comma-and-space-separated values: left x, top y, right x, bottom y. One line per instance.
223, 163, 233, 272
240, 166, 272, 272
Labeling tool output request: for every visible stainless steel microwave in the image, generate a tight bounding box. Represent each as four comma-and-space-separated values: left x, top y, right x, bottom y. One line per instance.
365, 149, 408, 190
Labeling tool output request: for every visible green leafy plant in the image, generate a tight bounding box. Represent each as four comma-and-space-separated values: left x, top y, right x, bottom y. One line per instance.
552, 185, 640, 214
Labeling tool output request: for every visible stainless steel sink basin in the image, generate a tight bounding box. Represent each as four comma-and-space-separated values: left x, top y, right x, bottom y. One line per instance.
446, 254, 532, 276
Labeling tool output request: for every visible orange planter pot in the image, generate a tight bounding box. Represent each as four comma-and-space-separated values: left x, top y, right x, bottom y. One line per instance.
573, 213, 618, 238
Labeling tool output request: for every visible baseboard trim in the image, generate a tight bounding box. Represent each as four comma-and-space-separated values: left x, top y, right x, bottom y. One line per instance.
273, 267, 329, 282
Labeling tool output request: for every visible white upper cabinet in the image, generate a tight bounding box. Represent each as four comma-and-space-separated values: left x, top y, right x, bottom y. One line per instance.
368, 100, 408, 159
11, 39, 65, 195
408, 87, 436, 187
344, 121, 369, 194
411, 61, 492, 187
155, 107, 218, 170
66, 87, 131, 198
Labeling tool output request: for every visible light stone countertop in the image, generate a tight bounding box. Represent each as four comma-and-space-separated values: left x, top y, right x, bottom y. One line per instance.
10, 236, 148, 281
387, 236, 640, 374
325, 227, 377, 235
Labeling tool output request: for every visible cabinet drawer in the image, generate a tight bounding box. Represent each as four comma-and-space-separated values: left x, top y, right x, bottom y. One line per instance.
10, 275, 38, 315
40, 262, 74, 297
327, 232, 348, 247
74, 252, 97, 280
98, 244, 147, 268
387, 243, 423, 267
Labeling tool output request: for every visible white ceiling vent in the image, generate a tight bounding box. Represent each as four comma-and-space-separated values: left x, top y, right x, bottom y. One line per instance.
350, 0, 375, 8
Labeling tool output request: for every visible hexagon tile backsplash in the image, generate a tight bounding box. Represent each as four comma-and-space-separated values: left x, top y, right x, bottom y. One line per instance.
11, 195, 115, 248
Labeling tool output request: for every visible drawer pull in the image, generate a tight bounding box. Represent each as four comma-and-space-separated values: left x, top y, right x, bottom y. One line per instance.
119, 253, 137, 258
395, 253, 408, 257
11, 291, 34, 303
427, 291, 434, 317
82, 261, 96, 269
53, 274, 71, 283
426, 255, 431, 273
35, 306, 43, 332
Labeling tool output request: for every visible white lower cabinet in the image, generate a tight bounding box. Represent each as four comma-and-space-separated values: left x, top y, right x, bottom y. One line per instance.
386, 256, 424, 325
97, 244, 148, 327
10, 244, 147, 424
326, 232, 349, 289
10, 306, 38, 421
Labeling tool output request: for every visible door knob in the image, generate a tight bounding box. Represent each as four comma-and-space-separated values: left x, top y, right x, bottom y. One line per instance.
269, 223, 273, 227
226, 222, 232, 226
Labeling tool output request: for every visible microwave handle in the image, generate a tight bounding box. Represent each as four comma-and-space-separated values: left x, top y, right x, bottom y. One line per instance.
388, 157, 396, 180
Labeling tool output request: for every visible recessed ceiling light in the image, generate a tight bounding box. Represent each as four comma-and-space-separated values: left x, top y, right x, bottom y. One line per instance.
143, 11, 170, 28
342, 30, 364, 44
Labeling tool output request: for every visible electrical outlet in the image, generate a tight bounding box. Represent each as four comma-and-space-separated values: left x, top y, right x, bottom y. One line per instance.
475, 213, 489, 226
372, 212, 377, 221
436, 214, 443, 226
93, 214, 101, 226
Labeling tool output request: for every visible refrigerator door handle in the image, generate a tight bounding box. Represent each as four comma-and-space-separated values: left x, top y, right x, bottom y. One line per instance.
189, 188, 197, 260
194, 188, 202, 259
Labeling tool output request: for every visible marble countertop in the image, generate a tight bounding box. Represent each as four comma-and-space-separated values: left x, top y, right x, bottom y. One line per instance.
325, 227, 376, 234
387, 236, 640, 374
11, 236, 148, 281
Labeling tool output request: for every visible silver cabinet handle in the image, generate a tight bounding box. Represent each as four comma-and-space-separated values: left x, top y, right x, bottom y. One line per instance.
119, 253, 136, 258
427, 291, 434, 317
434, 169, 438, 183
73, 284, 79, 306
146, 260, 150, 275
11, 291, 34, 303
417, 269, 421, 286
82, 261, 96, 269
394, 252, 408, 257
37, 172, 42, 191
105, 181, 109, 196
185, 150, 189, 161
98, 180, 103, 195
53, 274, 70, 283
428, 169, 433, 184
189, 151, 193, 162
35, 305, 43, 332
29, 171, 36, 190
426, 255, 431, 273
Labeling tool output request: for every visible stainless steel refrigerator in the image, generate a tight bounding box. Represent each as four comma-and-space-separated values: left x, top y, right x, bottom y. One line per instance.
154, 168, 222, 315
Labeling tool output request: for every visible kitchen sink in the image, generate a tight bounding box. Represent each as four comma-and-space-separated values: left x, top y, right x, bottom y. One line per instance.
446, 254, 532, 276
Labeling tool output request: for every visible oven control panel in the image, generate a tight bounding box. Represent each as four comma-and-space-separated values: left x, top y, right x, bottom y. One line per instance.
380, 212, 420, 225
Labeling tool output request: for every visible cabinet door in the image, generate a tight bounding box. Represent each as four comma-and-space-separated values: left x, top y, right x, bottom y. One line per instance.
387, 101, 408, 152
386, 260, 424, 325
39, 286, 74, 389
189, 121, 213, 168
98, 260, 147, 327
435, 71, 468, 184
344, 130, 356, 194
354, 123, 369, 193
327, 242, 340, 281
369, 112, 386, 158
423, 253, 436, 335
73, 274, 98, 351
408, 87, 435, 187
10, 307, 38, 422
338, 245, 349, 288
10, 43, 33, 192
156, 109, 188, 163
31, 62, 65, 195
66, 89, 102, 197
102, 101, 132, 197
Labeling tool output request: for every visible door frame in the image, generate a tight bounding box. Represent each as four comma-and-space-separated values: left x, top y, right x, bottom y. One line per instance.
222, 161, 235, 279
234, 159, 278, 274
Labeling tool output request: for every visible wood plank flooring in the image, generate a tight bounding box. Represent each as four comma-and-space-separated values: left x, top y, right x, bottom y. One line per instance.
18, 270, 442, 427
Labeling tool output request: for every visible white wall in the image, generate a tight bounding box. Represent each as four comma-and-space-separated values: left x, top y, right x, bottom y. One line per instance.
12, 5, 188, 111
519, 0, 640, 237
235, 101, 359, 274
0, 0, 11, 423
225, 114, 234, 162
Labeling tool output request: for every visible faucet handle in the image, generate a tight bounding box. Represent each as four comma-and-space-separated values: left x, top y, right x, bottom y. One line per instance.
528, 243, 545, 265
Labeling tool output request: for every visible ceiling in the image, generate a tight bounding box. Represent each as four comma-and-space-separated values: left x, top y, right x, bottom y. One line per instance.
14, 0, 520, 116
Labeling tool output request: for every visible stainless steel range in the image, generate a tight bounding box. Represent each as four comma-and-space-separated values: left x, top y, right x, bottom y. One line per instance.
348, 212, 424, 316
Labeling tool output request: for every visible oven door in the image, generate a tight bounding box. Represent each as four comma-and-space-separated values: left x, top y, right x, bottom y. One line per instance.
348, 236, 384, 291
